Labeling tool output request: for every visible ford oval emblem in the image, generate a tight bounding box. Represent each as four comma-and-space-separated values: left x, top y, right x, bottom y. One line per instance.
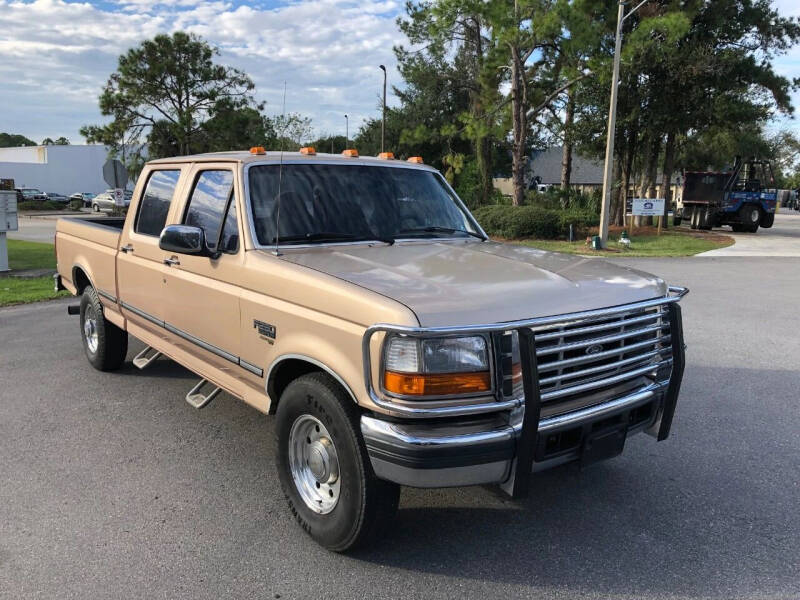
586, 344, 604, 355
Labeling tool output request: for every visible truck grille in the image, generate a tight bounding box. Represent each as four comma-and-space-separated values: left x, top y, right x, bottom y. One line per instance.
531, 305, 672, 412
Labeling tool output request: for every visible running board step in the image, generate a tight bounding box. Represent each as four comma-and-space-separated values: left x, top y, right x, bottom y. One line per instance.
132, 346, 162, 370
185, 379, 221, 409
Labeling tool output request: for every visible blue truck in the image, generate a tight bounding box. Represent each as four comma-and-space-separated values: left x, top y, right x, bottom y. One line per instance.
678, 157, 777, 233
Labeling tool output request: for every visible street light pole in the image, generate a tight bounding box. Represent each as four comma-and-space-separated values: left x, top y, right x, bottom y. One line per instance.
379, 65, 387, 153
599, 0, 649, 247
345, 114, 349, 149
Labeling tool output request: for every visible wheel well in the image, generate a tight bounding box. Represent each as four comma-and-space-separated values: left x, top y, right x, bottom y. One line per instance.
267, 358, 355, 414
72, 267, 91, 294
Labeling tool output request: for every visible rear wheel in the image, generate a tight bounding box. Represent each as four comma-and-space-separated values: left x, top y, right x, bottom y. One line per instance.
760, 212, 775, 228
80, 287, 128, 371
276, 372, 400, 552
740, 204, 761, 232
92, 203, 100, 212
689, 207, 698, 229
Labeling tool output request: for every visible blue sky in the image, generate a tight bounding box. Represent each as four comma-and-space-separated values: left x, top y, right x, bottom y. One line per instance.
0, 0, 798, 146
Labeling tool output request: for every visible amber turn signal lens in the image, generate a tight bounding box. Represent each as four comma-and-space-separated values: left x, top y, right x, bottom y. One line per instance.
299, 146, 316, 155
342, 149, 359, 157
378, 152, 395, 160
407, 156, 424, 164
384, 371, 491, 396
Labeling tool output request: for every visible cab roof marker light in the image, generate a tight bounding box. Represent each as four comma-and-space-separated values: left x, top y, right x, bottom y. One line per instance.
250, 146, 266, 155
407, 156, 424, 164
342, 149, 359, 157
299, 147, 316, 155
378, 152, 395, 160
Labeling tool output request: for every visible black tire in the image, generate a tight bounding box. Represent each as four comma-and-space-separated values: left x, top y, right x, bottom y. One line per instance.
689, 207, 698, 229
92, 203, 99, 212
276, 372, 400, 552
731, 224, 745, 232
80, 287, 128, 371
697, 206, 714, 231
760, 212, 775, 228
739, 204, 761, 232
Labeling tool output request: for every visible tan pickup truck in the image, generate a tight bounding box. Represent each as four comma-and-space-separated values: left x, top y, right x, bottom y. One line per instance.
55, 148, 687, 551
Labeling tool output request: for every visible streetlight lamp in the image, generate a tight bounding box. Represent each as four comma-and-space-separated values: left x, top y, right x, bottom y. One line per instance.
599, 0, 650, 247
379, 65, 387, 153
344, 114, 349, 149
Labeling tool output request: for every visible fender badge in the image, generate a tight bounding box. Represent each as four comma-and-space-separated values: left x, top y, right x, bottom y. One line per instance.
254, 320, 276, 344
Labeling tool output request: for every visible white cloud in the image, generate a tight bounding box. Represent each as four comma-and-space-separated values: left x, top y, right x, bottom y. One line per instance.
0, 0, 405, 143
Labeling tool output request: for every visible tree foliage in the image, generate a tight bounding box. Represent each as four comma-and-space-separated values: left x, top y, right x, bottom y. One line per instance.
83, 32, 259, 157
0, 133, 36, 147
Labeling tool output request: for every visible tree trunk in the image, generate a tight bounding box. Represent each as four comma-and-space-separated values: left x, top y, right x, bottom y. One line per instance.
637, 135, 660, 225
660, 130, 676, 229
561, 88, 575, 190
510, 46, 527, 206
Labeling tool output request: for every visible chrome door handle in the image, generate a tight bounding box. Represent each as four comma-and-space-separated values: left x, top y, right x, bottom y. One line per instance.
163, 256, 180, 266
120, 244, 134, 253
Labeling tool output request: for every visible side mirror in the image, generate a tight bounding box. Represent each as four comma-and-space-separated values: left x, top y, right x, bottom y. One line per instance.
159, 225, 209, 256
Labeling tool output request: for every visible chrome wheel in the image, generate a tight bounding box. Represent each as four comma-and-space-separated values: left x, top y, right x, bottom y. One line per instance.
288, 414, 341, 514
83, 306, 99, 354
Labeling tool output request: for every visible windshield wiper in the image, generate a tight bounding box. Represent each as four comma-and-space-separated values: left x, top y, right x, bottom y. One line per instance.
396, 226, 486, 240
271, 232, 394, 245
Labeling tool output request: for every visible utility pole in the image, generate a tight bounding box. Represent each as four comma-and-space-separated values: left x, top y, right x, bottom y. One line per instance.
344, 114, 349, 149
599, 0, 650, 247
379, 65, 387, 153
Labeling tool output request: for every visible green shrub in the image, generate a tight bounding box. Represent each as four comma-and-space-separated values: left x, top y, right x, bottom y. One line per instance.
68, 199, 84, 211
473, 204, 598, 240
17, 200, 65, 211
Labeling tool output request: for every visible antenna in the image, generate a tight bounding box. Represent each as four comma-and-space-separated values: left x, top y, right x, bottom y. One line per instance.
273, 81, 287, 256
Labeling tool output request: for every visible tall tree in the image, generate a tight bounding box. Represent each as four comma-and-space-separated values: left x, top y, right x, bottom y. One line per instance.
83, 32, 257, 156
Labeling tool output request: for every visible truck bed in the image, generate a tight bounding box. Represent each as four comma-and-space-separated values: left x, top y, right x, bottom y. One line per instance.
56, 216, 125, 298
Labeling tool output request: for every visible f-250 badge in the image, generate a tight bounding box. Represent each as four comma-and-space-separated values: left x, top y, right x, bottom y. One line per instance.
254, 320, 276, 344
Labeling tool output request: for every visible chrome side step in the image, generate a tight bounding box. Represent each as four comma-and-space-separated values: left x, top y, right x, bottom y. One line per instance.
185, 379, 221, 409
132, 346, 162, 370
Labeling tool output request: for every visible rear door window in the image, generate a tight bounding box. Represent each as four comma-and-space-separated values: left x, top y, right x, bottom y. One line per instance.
183, 170, 238, 253
135, 170, 181, 237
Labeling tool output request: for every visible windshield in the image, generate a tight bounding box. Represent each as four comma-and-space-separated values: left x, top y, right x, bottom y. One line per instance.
247, 164, 481, 245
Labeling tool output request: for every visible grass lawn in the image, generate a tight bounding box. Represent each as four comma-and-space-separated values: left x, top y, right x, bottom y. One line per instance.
7, 239, 57, 270
1, 239, 69, 307
0, 276, 68, 307
516, 227, 734, 258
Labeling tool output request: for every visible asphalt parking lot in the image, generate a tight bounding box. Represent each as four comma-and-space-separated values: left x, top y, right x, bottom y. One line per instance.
2, 259, 799, 599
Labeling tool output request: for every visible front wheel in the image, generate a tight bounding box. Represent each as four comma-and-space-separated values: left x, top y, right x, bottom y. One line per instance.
80, 287, 128, 371
276, 372, 400, 551
760, 212, 775, 228
740, 204, 761, 232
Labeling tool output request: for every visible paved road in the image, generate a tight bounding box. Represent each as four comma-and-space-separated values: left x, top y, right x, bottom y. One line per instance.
9, 212, 93, 244
1, 257, 799, 599
697, 211, 800, 257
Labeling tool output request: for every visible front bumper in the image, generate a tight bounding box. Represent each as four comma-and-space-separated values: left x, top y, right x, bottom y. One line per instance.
362, 380, 669, 488
360, 293, 686, 497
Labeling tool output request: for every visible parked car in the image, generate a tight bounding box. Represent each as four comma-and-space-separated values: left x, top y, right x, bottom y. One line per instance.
15, 188, 47, 201
69, 192, 96, 207
55, 148, 688, 552
46, 192, 69, 203
90, 189, 132, 212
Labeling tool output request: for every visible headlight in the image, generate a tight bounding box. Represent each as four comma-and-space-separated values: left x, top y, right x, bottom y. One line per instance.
383, 335, 491, 397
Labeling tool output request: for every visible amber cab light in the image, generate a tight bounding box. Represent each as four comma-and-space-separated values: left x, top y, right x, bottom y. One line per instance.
378, 152, 395, 160
300, 146, 316, 155
384, 371, 491, 396
342, 149, 359, 157
407, 156, 424, 164
250, 146, 266, 155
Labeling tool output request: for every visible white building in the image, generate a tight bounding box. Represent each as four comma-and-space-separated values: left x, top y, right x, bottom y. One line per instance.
0, 145, 114, 196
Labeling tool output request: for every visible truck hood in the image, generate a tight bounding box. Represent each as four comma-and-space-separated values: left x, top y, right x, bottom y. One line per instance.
276, 241, 667, 327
